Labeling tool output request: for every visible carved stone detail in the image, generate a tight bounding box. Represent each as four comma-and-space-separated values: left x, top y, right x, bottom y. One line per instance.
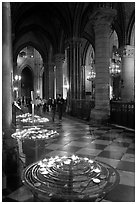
54, 54, 65, 64
90, 7, 117, 26
120, 45, 135, 57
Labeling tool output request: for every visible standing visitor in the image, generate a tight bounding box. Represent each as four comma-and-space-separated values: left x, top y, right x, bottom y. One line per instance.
57, 94, 64, 122
43, 99, 47, 113
35, 96, 42, 115
51, 98, 56, 122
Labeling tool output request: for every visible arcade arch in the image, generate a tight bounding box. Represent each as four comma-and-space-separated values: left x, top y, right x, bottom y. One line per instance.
14, 46, 45, 103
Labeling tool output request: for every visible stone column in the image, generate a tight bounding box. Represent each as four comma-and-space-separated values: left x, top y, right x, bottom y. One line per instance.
81, 65, 86, 99
2, 2, 20, 191
33, 67, 37, 100
54, 54, 65, 96
120, 45, 135, 102
48, 63, 55, 98
73, 38, 82, 99
39, 75, 43, 98
66, 38, 81, 100
90, 7, 117, 122
2, 2, 13, 132
43, 62, 48, 99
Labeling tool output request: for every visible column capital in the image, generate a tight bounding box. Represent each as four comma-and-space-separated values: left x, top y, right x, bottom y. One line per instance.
65, 37, 82, 49
119, 45, 135, 58
54, 53, 65, 64
47, 62, 55, 72
90, 7, 117, 27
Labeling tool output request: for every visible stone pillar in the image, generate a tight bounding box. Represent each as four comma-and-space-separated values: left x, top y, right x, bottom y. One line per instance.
2, 2, 13, 132
43, 63, 48, 99
120, 45, 135, 102
81, 65, 86, 99
48, 63, 55, 98
90, 7, 117, 122
65, 38, 82, 113
39, 76, 43, 98
66, 38, 81, 100
33, 72, 37, 100
54, 54, 65, 96
13, 62, 17, 74
2, 2, 20, 191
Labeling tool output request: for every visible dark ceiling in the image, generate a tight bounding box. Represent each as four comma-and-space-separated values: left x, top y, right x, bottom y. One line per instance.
10, 2, 135, 62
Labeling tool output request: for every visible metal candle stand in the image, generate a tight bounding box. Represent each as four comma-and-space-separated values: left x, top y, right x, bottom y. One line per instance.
22, 155, 120, 202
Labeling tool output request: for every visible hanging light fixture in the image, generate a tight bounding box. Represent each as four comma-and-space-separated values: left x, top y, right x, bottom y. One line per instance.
87, 70, 96, 81
109, 49, 121, 76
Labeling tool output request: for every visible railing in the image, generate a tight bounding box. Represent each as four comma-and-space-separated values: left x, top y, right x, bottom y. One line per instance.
110, 101, 135, 129
70, 99, 95, 121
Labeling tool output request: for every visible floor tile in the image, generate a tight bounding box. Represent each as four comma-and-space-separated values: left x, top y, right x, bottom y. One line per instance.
98, 150, 124, 160
118, 170, 135, 186
123, 131, 135, 137
96, 157, 120, 168
129, 143, 135, 148
55, 140, 71, 145
76, 147, 102, 156
61, 145, 81, 153
121, 153, 135, 162
46, 150, 71, 157
104, 145, 127, 153
114, 137, 133, 143
116, 160, 135, 172
90, 132, 104, 137
103, 132, 120, 139
126, 148, 135, 154
91, 139, 112, 145
83, 135, 96, 140
67, 141, 89, 147
109, 128, 124, 133
94, 130, 107, 135
46, 143, 64, 150
39, 149, 53, 159
105, 184, 135, 202
3, 197, 18, 202
101, 199, 111, 202
97, 136, 114, 141
110, 141, 130, 147
7, 186, 33, 202
97, 127, 111, 131
86, 143, 107, 150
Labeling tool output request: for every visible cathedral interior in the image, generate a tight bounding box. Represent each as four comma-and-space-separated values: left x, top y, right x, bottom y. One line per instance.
2, 2, 135, 202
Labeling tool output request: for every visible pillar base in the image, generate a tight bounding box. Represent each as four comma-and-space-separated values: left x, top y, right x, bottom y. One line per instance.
3, 129, 21, 191
90, 108, 110, 125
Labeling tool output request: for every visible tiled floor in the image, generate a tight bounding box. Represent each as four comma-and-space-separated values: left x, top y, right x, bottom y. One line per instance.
3, 112, 135, 202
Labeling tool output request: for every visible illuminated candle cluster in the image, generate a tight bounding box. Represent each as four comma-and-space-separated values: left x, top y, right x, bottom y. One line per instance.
16, 113, 49, 124
37, 155, 102, 182
11, 126, 59, 140
22, 155, 120, 201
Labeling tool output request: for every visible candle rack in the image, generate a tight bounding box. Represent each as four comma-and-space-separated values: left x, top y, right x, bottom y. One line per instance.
22, 155, 120, 202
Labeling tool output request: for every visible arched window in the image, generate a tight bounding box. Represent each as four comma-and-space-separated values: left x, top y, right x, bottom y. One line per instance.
85, 45, 95, 100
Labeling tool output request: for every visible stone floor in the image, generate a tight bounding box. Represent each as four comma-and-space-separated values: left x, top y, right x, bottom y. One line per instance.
2, 112, 135, 202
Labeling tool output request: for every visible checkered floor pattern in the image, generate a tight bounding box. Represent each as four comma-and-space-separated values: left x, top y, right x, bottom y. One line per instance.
3, 113, 135, 202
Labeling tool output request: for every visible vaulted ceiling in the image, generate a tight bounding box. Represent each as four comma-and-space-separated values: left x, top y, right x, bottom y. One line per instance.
11, 2, 135, 62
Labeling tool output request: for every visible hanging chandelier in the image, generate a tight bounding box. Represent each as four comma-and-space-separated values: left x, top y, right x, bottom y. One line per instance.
109, 49, 121, 76
87, 70, 96, 81
109, 61, 121, 76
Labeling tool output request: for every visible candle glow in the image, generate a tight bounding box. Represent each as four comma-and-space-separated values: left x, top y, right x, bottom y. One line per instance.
16, 113, 49, 124
11, 126, 59, 140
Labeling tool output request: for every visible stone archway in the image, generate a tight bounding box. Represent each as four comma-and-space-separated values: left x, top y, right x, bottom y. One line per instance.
21, 67, 34, 105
